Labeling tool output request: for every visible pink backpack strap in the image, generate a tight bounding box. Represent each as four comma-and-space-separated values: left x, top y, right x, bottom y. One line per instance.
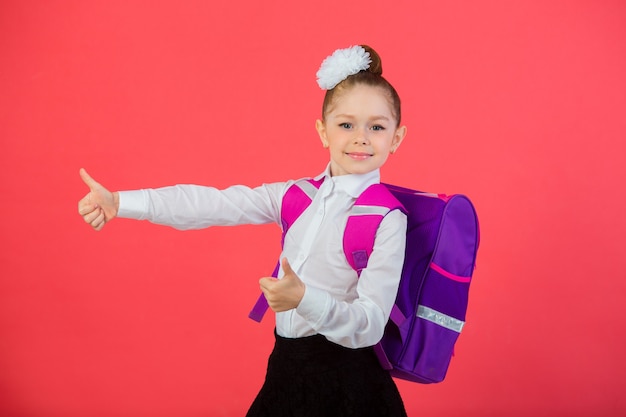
344, 184, 406, 274
280, 178, 323, 242
248, 178, 324, 322
344, 184, 406, 370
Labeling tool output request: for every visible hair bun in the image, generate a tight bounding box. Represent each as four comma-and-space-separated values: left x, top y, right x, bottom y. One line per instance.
320, 44, 401, 124
361, 45, 382, 76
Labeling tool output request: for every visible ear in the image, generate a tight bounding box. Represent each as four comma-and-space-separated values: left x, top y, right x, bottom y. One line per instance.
390, 125, 407, 154
315, 119, 329, 148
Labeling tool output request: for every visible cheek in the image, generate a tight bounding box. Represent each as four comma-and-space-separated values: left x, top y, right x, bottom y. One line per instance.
373, 137, 393, 152
377, 152, 391, 165
329, 145, 345, 157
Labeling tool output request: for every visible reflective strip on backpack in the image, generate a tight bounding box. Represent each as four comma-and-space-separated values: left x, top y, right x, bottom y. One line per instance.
350, 205, 391, 216
296, 180, 320, 200
417, 305, 465, 333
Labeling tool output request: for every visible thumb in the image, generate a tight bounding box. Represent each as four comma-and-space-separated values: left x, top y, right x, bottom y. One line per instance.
79, 168, 101, 191
281, 257, 294, 277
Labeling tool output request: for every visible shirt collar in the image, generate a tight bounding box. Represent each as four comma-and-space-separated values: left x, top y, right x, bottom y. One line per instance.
314, 163, 381, 198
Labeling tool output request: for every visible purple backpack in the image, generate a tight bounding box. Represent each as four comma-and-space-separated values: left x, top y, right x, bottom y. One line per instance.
249, 179, 479, 384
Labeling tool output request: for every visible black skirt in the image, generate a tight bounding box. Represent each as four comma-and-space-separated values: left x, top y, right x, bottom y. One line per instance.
246, 331, 407, 417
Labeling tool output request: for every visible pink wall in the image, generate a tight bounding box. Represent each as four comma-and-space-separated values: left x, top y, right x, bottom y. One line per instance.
1, 1, 625, 416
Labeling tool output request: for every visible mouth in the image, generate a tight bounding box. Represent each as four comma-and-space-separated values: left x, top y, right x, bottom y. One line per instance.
346, 152, 373, 160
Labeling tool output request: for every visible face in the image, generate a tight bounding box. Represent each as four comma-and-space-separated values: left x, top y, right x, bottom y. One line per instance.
316, 84, 406, 177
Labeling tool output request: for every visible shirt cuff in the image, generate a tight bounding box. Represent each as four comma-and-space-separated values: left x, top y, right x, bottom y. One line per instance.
117, 190, 147, 219
295, 284, 331, 330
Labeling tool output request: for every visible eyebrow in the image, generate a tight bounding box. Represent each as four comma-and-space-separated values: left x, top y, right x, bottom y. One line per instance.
334, 114, 392, 122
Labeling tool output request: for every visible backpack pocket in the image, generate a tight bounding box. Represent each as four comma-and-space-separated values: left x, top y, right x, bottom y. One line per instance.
397, 264, 470, 383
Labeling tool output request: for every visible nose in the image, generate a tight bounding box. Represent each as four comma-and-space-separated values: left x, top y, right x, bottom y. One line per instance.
353, 128, 370, 145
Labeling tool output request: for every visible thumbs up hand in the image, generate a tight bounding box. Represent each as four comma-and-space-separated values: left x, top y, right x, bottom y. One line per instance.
77, 168, 119, 231
259, 258, 305, 312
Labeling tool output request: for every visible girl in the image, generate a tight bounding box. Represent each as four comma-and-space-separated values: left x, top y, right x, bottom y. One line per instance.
78, 45, 409, 416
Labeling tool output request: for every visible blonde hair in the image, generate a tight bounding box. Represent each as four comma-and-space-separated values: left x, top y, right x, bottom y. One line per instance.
321, 45, 402, 124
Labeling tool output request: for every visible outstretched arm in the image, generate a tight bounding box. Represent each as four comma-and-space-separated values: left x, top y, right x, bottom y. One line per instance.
77, 168, 119, 231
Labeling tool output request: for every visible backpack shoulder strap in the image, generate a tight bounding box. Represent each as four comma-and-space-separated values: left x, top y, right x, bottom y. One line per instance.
344, 184, 406, 274
248, 177, 323, 322
344, 183, 407, 370
280, 178, 324, 239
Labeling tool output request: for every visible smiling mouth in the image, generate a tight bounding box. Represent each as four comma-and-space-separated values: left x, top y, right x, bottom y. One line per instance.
346, 152, 373, 160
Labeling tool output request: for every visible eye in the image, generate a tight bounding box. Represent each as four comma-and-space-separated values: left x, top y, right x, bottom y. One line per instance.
339, 122, 352, 129
371, 125, 386, 131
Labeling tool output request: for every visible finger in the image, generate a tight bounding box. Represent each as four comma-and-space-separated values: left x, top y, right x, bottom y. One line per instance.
281, 257, 294, 275
83, 207, 102, 225
77, 194, 99, 215
90, 210, 106, 230
259, 277, 277, 291
93, 218, 106, 231
79, 168, 100, 191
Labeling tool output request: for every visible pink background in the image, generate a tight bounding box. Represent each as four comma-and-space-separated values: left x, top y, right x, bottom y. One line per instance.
1, 1, 625, 416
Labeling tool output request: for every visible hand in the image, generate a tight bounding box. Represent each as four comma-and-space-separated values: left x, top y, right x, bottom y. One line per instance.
77, 168, 119, 231
259, 258, 305, 313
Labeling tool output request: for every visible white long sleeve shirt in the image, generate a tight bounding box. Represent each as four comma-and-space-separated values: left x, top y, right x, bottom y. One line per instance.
117, 166, 407, 348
